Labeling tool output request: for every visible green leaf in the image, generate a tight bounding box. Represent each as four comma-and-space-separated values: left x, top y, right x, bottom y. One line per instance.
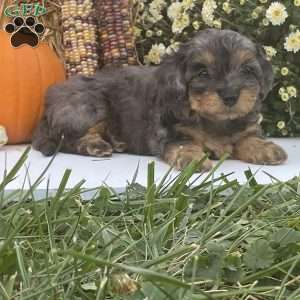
206, 241, 226, 257
244, 239, 275, 271
141, 282, 178, 300
223, 253, 243, 283
0, 248, 17, 275
184, 245, 225, 282
269, 228, 300, 248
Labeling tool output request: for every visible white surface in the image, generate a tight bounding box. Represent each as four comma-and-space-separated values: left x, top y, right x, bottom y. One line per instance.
0, 138, 299, 190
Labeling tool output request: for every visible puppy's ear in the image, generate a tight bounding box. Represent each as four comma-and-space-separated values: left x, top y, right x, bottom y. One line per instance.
256, 44, 274, 100
156, 50, 188, 115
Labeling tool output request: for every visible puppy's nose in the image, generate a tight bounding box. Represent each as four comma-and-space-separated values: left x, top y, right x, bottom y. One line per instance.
223, 96, 238, 107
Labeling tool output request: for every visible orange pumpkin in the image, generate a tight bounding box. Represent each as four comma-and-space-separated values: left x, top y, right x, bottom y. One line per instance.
0, 30, 65, 144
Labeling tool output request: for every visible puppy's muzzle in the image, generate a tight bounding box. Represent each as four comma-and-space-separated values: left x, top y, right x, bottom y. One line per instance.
218, 89, 239, 107
223, 96, 238, 107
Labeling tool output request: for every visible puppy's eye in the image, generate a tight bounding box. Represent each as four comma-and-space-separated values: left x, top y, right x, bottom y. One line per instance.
198, 66, 209, 77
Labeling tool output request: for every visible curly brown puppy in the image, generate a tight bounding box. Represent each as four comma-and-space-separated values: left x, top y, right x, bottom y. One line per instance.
32, 29, 287, 170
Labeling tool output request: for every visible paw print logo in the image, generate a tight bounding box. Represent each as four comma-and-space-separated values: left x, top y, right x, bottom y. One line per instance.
4, 16, 45, 48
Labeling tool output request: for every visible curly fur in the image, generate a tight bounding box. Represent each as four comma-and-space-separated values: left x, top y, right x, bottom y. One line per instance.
32, 29, 287, 169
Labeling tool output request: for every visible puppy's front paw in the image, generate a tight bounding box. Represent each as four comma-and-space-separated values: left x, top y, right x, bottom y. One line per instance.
163, 143, 212, 171
234, 136, 287, 165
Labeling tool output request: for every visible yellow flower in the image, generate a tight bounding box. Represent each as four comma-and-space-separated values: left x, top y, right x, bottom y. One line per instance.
182, 0, 195, 9
294, 0, 300, 6
222, 2, 229, 10
262, 18, 270, 26
278, 87, 286, 95
172, 13, 190, 34
277, 121, 285, 129
212, 19, 222, 29
201, 0, 217, 26
240, 0, 245, 5
145, 43, 166, 65
145, 30, 153, 37
281, 93, 289, 101
156, 30, 163, 37
252, 11, 259, 19
281, 67, 289, 76
255, 6, 265, 13
167, 2, 183, 20
284, 30, 300, 53
192, 20, 200, 30
263, 46, 277, 58
149, 0, 166, 22
287, 86, 297, 97
266, 2, 288, 26
138, 3, 144, 11
133, 26, 142, 37
222, 2, 232, 13
260, 0, 268, 3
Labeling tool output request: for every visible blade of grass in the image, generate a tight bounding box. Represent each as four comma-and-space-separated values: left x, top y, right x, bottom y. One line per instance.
201, 184, 269, 243
142, 244, 198, 268
167, 160, 203, 197
144, 161, 155, 229
0, 146, 30, 193
15, 241, 30, 289
67, 250, 190, 288
0, 281, 10, 300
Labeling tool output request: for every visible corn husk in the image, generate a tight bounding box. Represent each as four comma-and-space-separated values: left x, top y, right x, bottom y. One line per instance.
95, 0, 137, 66
61, 0, 99, 77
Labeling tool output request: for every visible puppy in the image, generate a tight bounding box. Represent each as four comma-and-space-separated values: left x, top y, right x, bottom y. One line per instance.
32, 29, 287, 170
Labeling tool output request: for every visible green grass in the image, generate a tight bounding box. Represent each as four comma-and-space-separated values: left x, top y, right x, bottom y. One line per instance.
0, 148, 300, 299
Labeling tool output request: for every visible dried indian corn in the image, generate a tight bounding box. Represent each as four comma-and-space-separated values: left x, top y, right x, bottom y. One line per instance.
95, 0, 137, 66
62, 0, 99, 77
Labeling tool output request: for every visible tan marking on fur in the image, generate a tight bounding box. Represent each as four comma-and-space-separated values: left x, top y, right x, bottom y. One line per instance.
234, 136, 287, 165
163, 143, 212, 171
76, 121, 113, 156
175, 125, 233, 159
175, 122, 262, 159
201, 51, 215, 65
193, 51, 215, 65
77, 129, 113, 157
189, 91, 224, 119
85, 122, 127, 153
189, 87, 259, 121
234, 88, 258, 117
232, 50, 255, 65
87, 122, 107, 135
